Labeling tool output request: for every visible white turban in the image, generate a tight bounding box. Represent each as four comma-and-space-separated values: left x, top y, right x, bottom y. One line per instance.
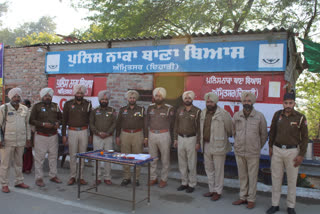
8, 88, 22, 100
182, 91, 195, 100
204, 92, 219, 104
125, 90, 139, 100
73, 84, 87, 95
241, 92, 256, 104
153, 87, 166, 99
98, 90, 111, 101
40, 88, 54, 98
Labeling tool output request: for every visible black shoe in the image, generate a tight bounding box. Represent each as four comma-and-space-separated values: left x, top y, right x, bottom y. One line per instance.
287, 208, 296, 214
186, 186, 194, 193
121, 179, 131, 186
177, 185, 188, 191
135, 180, 140, 186
266, 206, 280, 214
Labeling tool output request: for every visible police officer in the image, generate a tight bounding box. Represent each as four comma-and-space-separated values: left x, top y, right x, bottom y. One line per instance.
266, 93, 308, 214
90, 90, 116, 185
200, 92, 232, 201
232, 92, 268, 209
145, 87, 174, 188
62, 84, 92, 185
0, 88, 31, 193
116, 90, 145, 186
29, 88, 63, 187
174, 91, 201, 193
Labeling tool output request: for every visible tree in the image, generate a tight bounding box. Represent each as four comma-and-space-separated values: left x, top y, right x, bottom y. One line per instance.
0, 1, 8, 27
15, 32, 62, 46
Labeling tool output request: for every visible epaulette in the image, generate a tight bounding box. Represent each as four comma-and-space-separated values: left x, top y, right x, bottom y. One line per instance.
165, 104, 173, 108
149, 103, 156, 106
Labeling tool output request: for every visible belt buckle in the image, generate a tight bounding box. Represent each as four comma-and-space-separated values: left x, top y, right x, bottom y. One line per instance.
281, 145, 286, 149
154, 130, 160, 134
130, 130, 134, 133
76, 127, 81, 131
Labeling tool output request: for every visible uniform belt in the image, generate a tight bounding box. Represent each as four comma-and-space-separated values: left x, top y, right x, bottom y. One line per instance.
179, 133, 196, 138
95, 133, 112, 137
36, 131, 57, 137
150, 129, 169, 134
122, 129, 142, 133
274, 144, 298, 149
69, 126, 88, 131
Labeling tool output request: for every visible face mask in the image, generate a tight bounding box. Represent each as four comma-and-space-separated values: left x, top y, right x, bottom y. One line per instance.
184, 101, 192, 106
243, 104, 253, 111
100, 102, 108, 107
11, 100, 20, 106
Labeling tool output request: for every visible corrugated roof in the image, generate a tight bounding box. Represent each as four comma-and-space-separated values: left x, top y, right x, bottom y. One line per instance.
9, 27, 290, 48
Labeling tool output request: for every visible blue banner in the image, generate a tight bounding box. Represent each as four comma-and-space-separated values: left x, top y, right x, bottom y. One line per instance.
45, 40, 287, 74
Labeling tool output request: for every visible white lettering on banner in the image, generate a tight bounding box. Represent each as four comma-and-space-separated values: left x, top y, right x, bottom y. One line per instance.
245, 76, 262, 85
205, 75, 262, 86
146, 62, 179, 71
112, 63, 143, 72
212, 87, 259, 99
206, 76, 232, 84
68, 51, 103, 67
55, 77, 94, 96
142, 49, 179, 61
233, 78, 244, 85
106, 51, 138, 62
56, 77, 70, 88
184, 44, 245, 60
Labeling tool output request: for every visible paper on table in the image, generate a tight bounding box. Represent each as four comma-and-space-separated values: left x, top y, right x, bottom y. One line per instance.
126, 154, 151, 160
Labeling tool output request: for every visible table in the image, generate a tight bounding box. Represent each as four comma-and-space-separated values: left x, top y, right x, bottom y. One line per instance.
76, 150, 156, 213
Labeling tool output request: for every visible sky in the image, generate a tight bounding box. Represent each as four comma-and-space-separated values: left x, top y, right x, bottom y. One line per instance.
1, 0, 90, 35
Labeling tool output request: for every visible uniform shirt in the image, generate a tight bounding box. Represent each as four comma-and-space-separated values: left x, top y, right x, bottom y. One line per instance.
269, 109, 308, 157
89, 106, 116, 135
203, 109, 216, 142
145, 103, 175, 137
29, 101, 62, 134
116, 104, 145, 137
174, 105, 201, 144
62, 99, 92, 136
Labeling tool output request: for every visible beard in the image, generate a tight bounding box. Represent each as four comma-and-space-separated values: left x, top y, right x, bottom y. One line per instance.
129, 100, 136, 106
243, 104, 253, 112
100, 102, 108, 107
206, 105, 216, 111
43, 99, 52, 104
11, 100, 20, 106
184, 101, 192, 106
155, 99, 164, 105
285, 107, 293, 112
75, 96, 83, 101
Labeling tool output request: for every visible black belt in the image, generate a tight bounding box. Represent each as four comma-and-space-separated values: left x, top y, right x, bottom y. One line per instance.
178, 133, 196, 138
274, 144, 298, 149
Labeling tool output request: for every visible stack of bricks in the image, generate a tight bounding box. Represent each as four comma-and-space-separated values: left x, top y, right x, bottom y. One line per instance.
3, 46, 48, 103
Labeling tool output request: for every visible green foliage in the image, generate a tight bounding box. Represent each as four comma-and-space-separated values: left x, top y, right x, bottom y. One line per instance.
15, 32, 62, 46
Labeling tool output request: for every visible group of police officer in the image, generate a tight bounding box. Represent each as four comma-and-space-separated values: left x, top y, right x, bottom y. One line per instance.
0, 84, 308, 214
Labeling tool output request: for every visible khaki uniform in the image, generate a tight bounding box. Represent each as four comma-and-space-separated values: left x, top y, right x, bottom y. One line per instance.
146, 103, 174, 182
62, 99, 92, 179
269, 110, 308, 208
116, 104, 145, 180
200, 107, 232, 194
174, 105, 201, 188
0, 103, 31, 186
90, 106, 116, 180
233, 108, 268, 202
29, 101, 62, 180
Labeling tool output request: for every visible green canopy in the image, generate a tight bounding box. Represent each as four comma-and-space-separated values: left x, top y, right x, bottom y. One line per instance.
299, 38, 320, 73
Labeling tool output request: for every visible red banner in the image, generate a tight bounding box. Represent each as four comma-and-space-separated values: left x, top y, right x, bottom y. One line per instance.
55, 75, 94, 96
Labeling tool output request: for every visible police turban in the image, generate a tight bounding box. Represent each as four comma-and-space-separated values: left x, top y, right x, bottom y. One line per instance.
40, 88, 54, 98
204, 92, 219, 104
73, 84, 87, 95
240, 92, 256, 104
182, 91, 195, 100
8, 88, 22, 100
125, 90, 139, 100
98, 90, 111, 101
153, 87, 167, 99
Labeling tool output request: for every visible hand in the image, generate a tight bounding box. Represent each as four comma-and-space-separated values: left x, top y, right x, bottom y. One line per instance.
269, 147, 273, 157
116, 137, 121, 146
26, 140, 32, 148
54, 122, 60, 129
173, 140, 178, 148
43, 122, 54, 129
195, 143, 200, 151
293, 155, 304, 167
62, 136, 68, 146
88, 136, 93, 144
144, 138, 148, 147
99, 132, 108, 139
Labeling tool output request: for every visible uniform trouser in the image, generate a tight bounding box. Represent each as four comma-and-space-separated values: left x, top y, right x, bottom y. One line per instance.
177, 135, 197, 187
34, 133, 58, 180
235, 155, 260, 202
271, 145, 299, 208
68, 129, 88, 179
149, 131, 171, 182
204, 144, 226, 194
0, 146, 24, 186
120, 131, 143, 180
93, 135, 113, 180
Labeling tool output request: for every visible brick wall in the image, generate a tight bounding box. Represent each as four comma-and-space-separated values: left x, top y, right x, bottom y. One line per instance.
3, 46, 48, 103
